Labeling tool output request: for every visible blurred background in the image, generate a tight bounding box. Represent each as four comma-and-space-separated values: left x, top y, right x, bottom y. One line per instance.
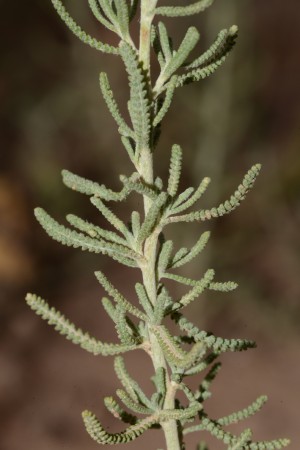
1, 0, 300, 449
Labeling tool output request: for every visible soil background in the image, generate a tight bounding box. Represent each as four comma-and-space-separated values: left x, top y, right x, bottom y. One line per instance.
1, 1, 300, 449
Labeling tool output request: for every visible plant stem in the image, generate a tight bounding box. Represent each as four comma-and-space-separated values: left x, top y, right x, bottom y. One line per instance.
137, 4, 182, 448
139, 0, 158, 72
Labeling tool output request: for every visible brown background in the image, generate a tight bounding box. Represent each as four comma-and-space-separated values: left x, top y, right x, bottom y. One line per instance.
1, 0, 300, 449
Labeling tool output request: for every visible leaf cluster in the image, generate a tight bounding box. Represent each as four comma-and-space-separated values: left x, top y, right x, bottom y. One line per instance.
26, 1, 290, 449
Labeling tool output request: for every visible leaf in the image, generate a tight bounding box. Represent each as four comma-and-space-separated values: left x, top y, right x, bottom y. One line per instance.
172, 269, 215, 311
175, 25, 239, 88
137, 192, 168, 248
90, 196, 131, 238
195, 363, 222, 402
170, 231, 210, 268
153, 75, 178, 127
114, 306, 137, 345
167, 144, 183, 197
34, 208, 138, 266
82, 410, 156, 444
173, 313, 256, 353
99, 72, 134, 138
157, 240, 174, 278
172, 187, 195, 209
114, 356, 154, 409
217, 396, 268, 426
95, 271, 147, 321
130, 211, 141, 238
135, 283, 154, 317
66, 214, 128, 247
119, 42, 151, 157
114, 0, 130, 39
62, 169, 129, 201
116, 389, 153, 415
88, 0, 116, 32
170, 177, 211, 215
155, 27, 200, 92
50, 0, 118, 54
156, 0, 214, 17
166, 165, 261, 224
186, 26, 238, 70
98, 0, 118, 28
104, 396, 137, 424
158, 402, 201, 422
151, 324, 205, 369
119, 175, 158, 200
157, 22, 172, 63
151, 367, 167, 405
25, 293, 138, 356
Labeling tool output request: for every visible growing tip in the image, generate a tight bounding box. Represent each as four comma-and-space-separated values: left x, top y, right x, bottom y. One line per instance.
229, 25, 239, 35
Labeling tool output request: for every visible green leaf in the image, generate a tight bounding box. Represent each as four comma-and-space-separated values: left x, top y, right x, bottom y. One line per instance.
228, 429, 253, 450
95, 271, 147, 321
88, 0, 116, 32
66, 214, 128, 247
157, 22, 172, 63
170, 177, 211, 215
156, 0, 214, 17
114, 306, 137, 345
217, 396, 268, 426
151, 367, 167, 405
195, 362, 222, 402
114, 0, 130, 39
153, 286, 172, 324
90, 196, 131, 239
120, 136, 136, 164
104, 396, 137, 424
172, 187, 195, 209
119, 174, 158, 200
153, 75, 177, 127
175, 26, 238, 88
34, 208, 138, 265
247, 439, 291, 449
25, 293, 138, 356
151, 324, 205, 369
99, 72, 134, 138
167, 144, 183, 197
82, 410, 156, 444
98, 0, 118, 28
101, 297, 117, 323
50, 0, 118, 54
157, 240, 174, 278
155, 27, 200, 92
135, 283, 154, 317
172, 269, 215, 311
166, 165, 261, 224
116, 389, 153, 415
173, 313, 256, 353
170, 231, 210, 268
119, 42, 151, 157
158, 402, 201, 422
209, 281, 238, 292
137, 192, 168, 248
62, 169, 129, 201
130, 211, 141, 238
114, 356, 154, 409
187, 26, 238, 70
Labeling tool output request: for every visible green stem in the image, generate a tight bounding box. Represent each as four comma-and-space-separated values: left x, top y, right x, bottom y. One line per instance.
139, 0, 158, 72
138, 4, 182, 449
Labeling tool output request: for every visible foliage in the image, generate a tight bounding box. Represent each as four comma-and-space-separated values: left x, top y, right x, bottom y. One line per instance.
26, 1, 290, 449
